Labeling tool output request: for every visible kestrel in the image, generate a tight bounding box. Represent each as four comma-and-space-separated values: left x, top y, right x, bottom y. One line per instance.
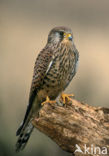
16, 26, 79, 152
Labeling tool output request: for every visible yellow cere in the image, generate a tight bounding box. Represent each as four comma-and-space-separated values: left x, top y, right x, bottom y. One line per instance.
64, 33, 72, 39
67, 33, 72, 38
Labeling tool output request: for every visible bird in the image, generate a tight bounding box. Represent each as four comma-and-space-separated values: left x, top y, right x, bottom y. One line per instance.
16, 26, 79, 152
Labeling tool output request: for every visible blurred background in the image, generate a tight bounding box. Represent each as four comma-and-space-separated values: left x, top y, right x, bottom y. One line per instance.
0, 0, 109, 156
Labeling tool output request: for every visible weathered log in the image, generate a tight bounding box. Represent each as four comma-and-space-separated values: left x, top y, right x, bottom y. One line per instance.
32, 95, 109, 156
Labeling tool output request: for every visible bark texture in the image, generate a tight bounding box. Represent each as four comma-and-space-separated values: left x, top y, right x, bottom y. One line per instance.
32, 95, 109, 156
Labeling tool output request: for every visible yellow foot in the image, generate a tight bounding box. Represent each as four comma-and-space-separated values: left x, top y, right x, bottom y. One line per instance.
41, 96, 56, 106
60, 93, 74, 104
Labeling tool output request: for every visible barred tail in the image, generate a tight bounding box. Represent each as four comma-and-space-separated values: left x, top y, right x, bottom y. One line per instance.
16, 122, 34, 152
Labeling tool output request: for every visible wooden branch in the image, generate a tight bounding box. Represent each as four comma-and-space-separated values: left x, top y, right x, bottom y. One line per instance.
32, 95, 109, 156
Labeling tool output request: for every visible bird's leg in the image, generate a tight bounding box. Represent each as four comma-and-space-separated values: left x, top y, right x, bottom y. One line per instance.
41, 96, 56, 106
60, 93, 74, 105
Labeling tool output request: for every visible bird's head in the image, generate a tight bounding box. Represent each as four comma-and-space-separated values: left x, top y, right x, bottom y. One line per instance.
47, 26, 73, 45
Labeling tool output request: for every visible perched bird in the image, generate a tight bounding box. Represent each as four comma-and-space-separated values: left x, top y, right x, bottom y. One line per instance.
16, 26, 79, 152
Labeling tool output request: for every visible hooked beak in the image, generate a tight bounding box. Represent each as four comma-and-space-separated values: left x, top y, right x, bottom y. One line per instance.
64, 33, 72, 41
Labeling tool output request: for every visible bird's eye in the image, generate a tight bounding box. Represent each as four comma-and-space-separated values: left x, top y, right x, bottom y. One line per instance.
59, 31, 64, 37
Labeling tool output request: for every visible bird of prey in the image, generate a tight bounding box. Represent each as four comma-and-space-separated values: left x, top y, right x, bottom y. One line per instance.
16, 26, 79, 152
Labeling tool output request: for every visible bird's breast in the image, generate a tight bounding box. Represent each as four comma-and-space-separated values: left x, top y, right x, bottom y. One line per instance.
38, 44, 79, 101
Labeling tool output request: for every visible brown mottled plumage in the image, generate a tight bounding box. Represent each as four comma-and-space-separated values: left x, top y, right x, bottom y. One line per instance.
16, 26, 79, 152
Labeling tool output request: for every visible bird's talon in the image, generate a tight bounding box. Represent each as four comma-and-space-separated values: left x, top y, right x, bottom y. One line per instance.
41, 96, 56, 106
41, 96, 50, 106
60, 93, 74, 105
